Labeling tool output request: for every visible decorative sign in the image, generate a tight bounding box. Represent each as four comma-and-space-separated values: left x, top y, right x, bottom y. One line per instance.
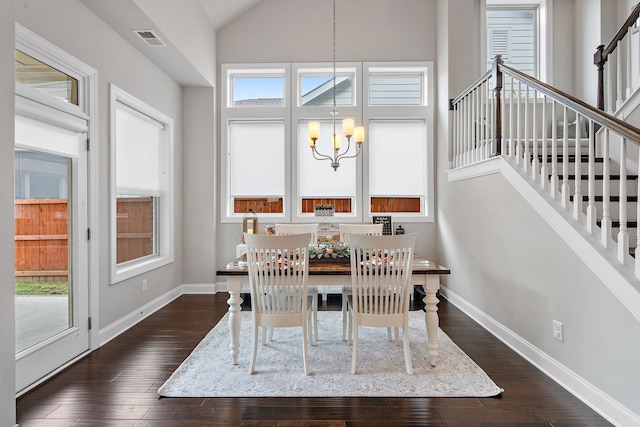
317, 221, 340, 243
372, 216, 392, 235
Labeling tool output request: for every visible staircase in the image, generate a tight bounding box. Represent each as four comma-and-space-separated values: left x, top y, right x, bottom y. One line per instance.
450, 56, 640, 322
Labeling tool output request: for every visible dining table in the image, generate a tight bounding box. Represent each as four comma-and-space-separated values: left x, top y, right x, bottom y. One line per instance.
216, 254, 451, 367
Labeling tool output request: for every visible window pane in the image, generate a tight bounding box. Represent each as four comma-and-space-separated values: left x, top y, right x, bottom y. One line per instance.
301, 75, 353, 106
298, 121, 357, 198
115, 103, 162, 195
301, 198, 351, 214
232, 76, 284, 107
371, 197, 421, 213
369, 119, 425, 196
116, 196, 155, 264
369, 74, 423, 106
233, 197, 283, 214
15, 50, 78, 105
487, 8, 536, 77
229, 121, 285, 197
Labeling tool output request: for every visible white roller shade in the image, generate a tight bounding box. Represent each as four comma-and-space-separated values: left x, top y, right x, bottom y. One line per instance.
298, 121, 356, 197
15, 114, 82, 158
229, 121, 285, 196
115, 103, 162, 195
369, 119, 425, 196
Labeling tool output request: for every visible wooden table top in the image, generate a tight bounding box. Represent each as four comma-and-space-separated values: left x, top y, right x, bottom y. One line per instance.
217, 255, 450, 276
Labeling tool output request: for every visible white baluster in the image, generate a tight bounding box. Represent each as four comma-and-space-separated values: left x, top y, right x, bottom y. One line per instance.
627, 34, 633, 99
586, 119, 597, 234
573, 119, 583, 220
523, 84, 530, 173
561, 106, 570, 209
532, 88, 539, 180
601, 129, 612, 247
471, 89, 476, 164
464, 96, 469, 166
550, 100, 559, 197
606, 58, 614, 114
617, 43, 623, 110
516, 80, 522, 163
618, 137, 629, 263
510, 76, 515, 157
540, 95, 547, 190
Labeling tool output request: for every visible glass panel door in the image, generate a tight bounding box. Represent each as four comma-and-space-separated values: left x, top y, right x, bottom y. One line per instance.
14, 112, 89, 393
15, 149, 72, 353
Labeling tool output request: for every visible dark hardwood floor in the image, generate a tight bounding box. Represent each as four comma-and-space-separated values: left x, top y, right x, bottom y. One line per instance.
16, 293, 612, 426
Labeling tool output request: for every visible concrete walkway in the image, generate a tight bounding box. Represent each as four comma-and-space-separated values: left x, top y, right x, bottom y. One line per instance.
15, 295, 69, 353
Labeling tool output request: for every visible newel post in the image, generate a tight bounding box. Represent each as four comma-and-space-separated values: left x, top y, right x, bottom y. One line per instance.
491, 55, 503, 156
594, 44, 606, 111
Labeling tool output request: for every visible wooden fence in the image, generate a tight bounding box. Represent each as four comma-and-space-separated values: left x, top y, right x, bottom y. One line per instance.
15, 199, 69, 282
14, 198, 154, 281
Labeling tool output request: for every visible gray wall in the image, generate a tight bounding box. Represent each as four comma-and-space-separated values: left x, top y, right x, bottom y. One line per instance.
0, 2, 16, 426
15, 0, 184, 329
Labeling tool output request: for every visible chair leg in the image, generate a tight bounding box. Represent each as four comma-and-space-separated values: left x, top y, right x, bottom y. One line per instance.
313, 293, 319, 342
342, 293, 348, 341
402, 324, 413, 375
351, 323, 358, 374
249, 323, 259, 374
302, 318, 310, 376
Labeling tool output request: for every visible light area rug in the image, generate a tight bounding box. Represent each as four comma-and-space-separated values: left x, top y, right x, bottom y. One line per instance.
158, 311, 503, 398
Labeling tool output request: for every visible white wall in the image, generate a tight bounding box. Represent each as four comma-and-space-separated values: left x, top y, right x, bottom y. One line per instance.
15, 0, 184, 328
0, 2, 16, 426
213, 0, 440, 270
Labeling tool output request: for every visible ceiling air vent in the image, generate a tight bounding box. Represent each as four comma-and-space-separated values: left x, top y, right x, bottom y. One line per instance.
133, 29, 167, 47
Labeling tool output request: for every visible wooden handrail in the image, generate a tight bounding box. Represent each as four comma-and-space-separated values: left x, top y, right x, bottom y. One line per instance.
594, 2, 640, 110
499, 61, 640, 146
602, 2, 640, 59
451, 69, 492, 105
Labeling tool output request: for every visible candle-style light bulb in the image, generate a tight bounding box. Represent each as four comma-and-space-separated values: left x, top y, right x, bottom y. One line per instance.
342, 119, 354, 138
354, 126, 365, 144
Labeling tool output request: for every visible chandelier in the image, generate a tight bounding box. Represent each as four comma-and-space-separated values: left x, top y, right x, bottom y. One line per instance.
307, 0, 364, 171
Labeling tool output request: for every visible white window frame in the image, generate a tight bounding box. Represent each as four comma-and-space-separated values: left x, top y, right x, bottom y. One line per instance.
220, 62, 435, 224
221, 64, 291, 223
486, 0, 553, 84
110, 84, 174, 283
363, 62, 434, 223
293, 62, 362, 221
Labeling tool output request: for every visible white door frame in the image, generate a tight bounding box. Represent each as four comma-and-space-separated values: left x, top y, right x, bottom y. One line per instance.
15, 24, 99, 396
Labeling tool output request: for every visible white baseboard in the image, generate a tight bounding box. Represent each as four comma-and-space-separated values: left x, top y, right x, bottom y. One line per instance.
440, 286, 639, 427
98, 287, 182, 346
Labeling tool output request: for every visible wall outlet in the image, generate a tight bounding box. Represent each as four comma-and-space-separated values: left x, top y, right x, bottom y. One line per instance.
142, 278, 148, 292
553, 320, 563, 342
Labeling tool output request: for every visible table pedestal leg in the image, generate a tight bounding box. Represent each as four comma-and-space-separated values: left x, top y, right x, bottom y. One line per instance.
423, 276, 440, 367
227, 278, 243, 365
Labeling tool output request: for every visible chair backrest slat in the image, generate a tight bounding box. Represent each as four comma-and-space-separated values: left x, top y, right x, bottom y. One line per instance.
349, 233, 416, 316
244, 233, 311, 316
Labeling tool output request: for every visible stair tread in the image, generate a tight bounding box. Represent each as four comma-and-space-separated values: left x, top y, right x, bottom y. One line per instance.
571, 195, 638, 202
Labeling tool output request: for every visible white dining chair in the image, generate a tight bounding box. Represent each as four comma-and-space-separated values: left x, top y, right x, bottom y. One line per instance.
274, 223, 319, 340
338, 223, 384, 340
347, 233, 416, 375
244, 233, 314, 375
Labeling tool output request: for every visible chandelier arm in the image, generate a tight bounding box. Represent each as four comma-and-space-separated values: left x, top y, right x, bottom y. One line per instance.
311, 147, 336, 162
334, 137, 352, 161
335, 144, 363, 161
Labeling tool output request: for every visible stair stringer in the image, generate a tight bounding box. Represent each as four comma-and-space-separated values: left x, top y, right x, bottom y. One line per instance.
450, 155, 640, 323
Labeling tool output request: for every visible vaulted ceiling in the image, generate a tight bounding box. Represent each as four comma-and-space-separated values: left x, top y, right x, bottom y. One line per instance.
80, 0, 263, 86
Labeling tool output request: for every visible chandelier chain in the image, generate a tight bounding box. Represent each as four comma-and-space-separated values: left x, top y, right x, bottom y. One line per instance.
332, 0, 337, 136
